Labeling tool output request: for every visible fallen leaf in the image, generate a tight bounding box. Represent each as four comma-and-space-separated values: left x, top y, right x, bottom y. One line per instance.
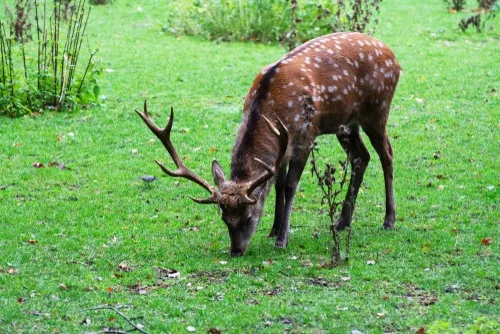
437, 185, 445, 191
209, 147, 218, 153
336, 306, 349, 311
262, 259, 273, 266
48, 162, 67, 170
219, 261, 228, 265
131, 149, 138, 154
415, 98, 425, 104
289, 256, 298, 260
105, 286, 113, 293
366, 260, 376, 265
159, 268, 180, 279
59, 283, 67, 290
208, 328, 221, 334
28, 239, 38, 244
81, 318, 91, 326
32, 162, 44, 168
481, 237, 492, 245
341, 276, 351, 282
118, 261, 130, 272
352, 330, 363, 334
181, 128, 190, 133
17, 297, 26, 303
415, 327, 427, 334
376, 311, 386, 318
186, 326, 196, 332
7, 268, 17, 274
433, 152, 441, 159
451, 227, 458, 234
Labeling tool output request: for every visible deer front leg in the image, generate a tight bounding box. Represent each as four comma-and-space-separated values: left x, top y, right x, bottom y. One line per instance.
269, 165, 287, 238
276, 157, 308, 248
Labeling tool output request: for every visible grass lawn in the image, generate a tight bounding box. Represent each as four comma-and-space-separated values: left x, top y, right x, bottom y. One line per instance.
0, 0, 499, 332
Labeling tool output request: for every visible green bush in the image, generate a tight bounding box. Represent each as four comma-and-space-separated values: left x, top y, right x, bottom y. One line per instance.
0, 0, 101, 117
164, 0, 340, 43
164, 0, 383, 45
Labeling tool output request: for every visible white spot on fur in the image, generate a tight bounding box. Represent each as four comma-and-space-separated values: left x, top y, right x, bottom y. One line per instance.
288, 101, 294, 108
328, 85, 338, 92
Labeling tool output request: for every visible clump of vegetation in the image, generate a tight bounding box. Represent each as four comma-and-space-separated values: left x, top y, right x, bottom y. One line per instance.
164, 0, 383, 45
459, 0, 498, 32
477, 0, 497, 9
282, 0, 383, 50
443, 0, 467, 11
0, 0, 101, 117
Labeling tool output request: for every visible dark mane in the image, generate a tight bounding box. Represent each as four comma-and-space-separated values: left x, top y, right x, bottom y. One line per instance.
230, 61, 281, 180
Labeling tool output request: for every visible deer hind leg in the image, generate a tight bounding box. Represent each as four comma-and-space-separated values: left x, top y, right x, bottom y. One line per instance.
275, 156, 309, 248
335, 125, 371, 230
269, 165, 287, 238
363, 126, 396, 229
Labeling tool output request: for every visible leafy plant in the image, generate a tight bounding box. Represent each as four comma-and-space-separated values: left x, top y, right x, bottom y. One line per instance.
282, 0, 383, 50
0, 0, 101, 117
477, 0, 497, 9
459, 0, 498, 32
164, 0, 383, 45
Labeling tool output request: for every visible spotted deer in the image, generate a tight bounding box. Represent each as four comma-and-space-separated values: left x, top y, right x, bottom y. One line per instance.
137, 32, 401, 256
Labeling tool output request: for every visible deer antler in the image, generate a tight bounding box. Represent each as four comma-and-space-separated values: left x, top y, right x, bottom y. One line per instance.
136, 100, 219, 204
245, 115, 289, 199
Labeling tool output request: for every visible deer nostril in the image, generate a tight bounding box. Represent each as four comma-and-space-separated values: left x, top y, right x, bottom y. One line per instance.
230, 250, 244, 257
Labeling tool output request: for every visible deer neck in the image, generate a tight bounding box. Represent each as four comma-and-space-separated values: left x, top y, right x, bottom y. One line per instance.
230, 114, 279, 186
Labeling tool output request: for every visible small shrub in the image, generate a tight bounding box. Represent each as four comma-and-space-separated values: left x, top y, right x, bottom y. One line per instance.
443, 0, 467, 11
0, 0, 101, 117
459, 0, 498, 32
477, 0, 497, 9
282, 0, 383, 50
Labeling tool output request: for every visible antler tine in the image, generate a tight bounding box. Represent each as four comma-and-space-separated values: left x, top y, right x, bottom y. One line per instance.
136, 100, 219, 204
246, 117, 289, 196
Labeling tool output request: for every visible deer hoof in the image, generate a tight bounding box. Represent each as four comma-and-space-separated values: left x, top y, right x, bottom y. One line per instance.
268, 230, 278, 238
275, 240, 288, 248
383, 215, 396, 229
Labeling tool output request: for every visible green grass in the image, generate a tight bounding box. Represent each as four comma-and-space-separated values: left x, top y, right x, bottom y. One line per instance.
0, 0, 499, 332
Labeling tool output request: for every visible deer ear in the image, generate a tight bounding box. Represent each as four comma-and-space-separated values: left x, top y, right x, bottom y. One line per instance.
212, 160, 226, 188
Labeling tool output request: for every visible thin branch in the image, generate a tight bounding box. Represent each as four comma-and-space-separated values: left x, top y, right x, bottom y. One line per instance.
86, 306, 148, 334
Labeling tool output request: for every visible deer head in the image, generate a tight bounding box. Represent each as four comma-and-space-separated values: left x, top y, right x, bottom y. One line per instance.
136, 101, 288, 256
